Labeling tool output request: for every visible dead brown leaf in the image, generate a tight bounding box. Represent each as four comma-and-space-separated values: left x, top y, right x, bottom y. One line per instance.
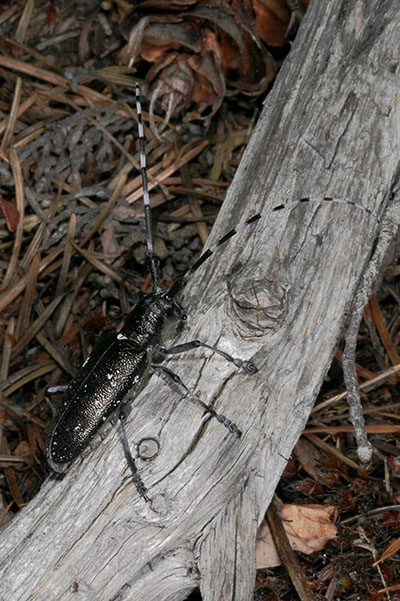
256, 503, 337, 568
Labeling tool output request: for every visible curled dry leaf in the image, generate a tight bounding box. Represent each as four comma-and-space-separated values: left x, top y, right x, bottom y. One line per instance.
120, 0, 308, 122
253, 0, 309, 46
100, 221, 124, 264
0, 196, 20, 232
13, 441, 32, 466
256, 503, 337, 568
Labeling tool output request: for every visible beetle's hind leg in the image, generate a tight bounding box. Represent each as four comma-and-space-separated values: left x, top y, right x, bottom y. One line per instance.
152, 364, 242, 437
119, 404, 150, 502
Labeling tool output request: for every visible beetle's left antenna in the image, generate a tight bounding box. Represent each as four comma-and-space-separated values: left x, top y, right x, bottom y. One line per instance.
135, 83, 161, 292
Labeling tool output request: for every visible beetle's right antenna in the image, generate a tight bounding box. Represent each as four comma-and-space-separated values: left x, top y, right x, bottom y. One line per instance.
135, 83, 162, 292
167, 197, 376, 298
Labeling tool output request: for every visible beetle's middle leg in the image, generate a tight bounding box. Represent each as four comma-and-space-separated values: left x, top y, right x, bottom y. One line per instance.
152, 364, 242, 437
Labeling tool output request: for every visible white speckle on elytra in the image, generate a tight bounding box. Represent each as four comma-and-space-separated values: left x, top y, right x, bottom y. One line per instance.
117, 333, 128, 340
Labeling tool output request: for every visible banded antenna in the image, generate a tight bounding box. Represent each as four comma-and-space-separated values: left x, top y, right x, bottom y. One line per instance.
135, 83, 162, 293
134, 84, 375, 300
167, 197, 375, 298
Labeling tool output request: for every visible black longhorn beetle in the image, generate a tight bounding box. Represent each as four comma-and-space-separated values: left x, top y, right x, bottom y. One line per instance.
46, 84, 374, 501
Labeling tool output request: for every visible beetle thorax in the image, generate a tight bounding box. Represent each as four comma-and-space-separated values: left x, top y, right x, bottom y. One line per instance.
120, 292, 184, 347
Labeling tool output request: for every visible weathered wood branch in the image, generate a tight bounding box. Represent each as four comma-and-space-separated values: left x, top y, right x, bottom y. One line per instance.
1, 1, 400, 600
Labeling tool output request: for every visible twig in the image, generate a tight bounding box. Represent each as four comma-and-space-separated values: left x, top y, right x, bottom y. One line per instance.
343, 194, 400, 462
266, 498, 317, 601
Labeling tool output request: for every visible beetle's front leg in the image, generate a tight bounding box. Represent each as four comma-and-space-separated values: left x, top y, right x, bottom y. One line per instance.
159, 340, 257, 373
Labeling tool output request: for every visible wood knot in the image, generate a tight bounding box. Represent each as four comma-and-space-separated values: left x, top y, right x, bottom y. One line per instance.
227, 265, 287, 338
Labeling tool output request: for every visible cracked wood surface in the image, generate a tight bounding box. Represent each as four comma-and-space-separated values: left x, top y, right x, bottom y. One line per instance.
1, 1, 400, 599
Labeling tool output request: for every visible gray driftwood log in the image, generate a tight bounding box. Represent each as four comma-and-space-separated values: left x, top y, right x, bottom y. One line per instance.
1, 1, 399, 599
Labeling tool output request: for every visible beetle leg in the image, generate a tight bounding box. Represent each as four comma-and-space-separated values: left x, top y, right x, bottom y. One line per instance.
119, 404, 150, 502
152, 364, 242, 437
